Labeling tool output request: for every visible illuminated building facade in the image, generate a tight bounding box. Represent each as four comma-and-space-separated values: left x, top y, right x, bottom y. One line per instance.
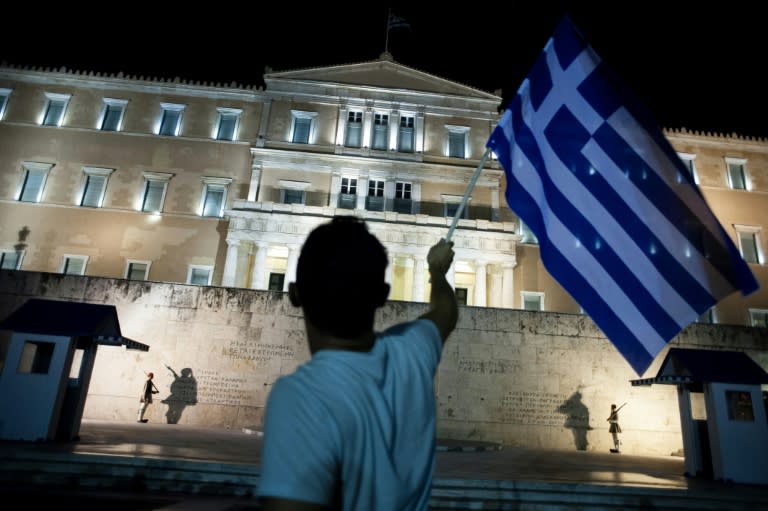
0, 56, 766, 326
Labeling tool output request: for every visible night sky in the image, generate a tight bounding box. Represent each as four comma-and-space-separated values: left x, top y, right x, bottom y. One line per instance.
2, 3, 766, 139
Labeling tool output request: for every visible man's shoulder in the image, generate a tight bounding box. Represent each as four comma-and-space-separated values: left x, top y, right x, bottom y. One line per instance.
380, 318, 440, 341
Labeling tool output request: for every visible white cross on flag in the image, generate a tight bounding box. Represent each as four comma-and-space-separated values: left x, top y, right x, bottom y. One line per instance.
486, 16, 758, 375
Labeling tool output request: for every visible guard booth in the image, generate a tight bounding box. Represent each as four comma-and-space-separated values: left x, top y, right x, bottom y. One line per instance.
0, 298, 149, 442
632, 348, 768, 485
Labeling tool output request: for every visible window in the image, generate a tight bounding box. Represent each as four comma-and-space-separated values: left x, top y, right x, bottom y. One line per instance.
278, 180, 309, 205
726, 390, 754, 421
140, 172, 173, 213
291, 110, 317, 144
394, 181, 412, 213
199, 176, 232, 217
61, 255, 88, 275
187, 265, 213, 285
443, 195, 467, 219
750, 309, 768, 328
281, 189, 305, 204
125, 260, 151, 280
338, 177, 357, 209
41, 93, 70, 126
18, 341, 55, 374
677, 152, 698, 184
696, 307, 715, 324
519, 220, 539, 244
735, 225, 762, 264
372, 113, 389, 150
345, 111, 362, 148
80, 167, 114, 208
158, 103, 185, 136
0, 250, 22, 270
398, 115, 415, 152
455, 287, 468, 306
17, 162, 54, 203
725, 157, 748, 190
215, 108, 241, 141
100, 98, 127, 131
0, 88, 11, 120
447, 126, 469, 159
366, 179, 385, 211
268, 272, 285, 292
521, 291, 544, 311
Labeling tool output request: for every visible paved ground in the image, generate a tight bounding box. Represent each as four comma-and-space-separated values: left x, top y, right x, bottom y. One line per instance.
2, 419, 766, 510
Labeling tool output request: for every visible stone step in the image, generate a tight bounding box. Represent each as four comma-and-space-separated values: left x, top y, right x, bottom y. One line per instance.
1, 450, 766, 511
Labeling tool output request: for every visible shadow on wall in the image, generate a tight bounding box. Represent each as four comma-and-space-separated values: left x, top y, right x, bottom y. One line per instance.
161, 364, 198, 424
557, 390, 593, 451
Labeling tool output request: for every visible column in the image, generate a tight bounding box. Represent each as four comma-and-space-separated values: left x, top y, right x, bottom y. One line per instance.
501, 263, 514, 308
388, 109, 399, 150
251, 242, 268, 290
248, 159, 262, 202
415, 109, 425, 153
385, 252, 394, 286
362, 107, 373, 148
222, 239, 240, 287
284, 244, 300, 291
357, 177, 368, 210
474, 261, 487, 307
412, 182, 422, 215
489, 265, 503, 307
383, 180, 395, 212
491, 185, 500, 221
413, 257, 426, 302
330, 174, 341, 208
335, 105, 348, 148
256, 99, 271, 148
447, 262, 456, 288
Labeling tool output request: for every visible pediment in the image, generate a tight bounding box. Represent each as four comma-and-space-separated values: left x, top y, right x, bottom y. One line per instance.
265, 55, 498, 100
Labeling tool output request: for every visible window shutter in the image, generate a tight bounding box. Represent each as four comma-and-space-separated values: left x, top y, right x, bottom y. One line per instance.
449, 132, 464, 158
1, 252, 20, 269
102, 106, 122, 131
159, 110, 180, 135
81, 175, 106, 207
43, 101, 64, 125
143, 180, 165, 212
20, 169, 45, 202
203, 187, 224, 217
63, 257, 85, 275
217, 114, 237, 140
293, 118, 311, 143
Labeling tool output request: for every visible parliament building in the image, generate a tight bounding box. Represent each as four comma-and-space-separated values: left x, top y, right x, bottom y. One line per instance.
0, 54, 766, 327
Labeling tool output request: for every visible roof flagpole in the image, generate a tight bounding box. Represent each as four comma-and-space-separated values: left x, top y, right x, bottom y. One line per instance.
384, 7, 392, 53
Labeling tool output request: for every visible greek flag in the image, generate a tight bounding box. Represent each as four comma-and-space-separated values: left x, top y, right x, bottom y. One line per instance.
486, 16, 758, 375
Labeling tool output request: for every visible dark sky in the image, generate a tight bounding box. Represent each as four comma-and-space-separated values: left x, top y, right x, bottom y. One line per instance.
2, 3, 766, 139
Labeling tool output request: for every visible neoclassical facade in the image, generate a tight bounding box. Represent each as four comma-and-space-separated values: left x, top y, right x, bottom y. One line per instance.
0, 55, 766, 325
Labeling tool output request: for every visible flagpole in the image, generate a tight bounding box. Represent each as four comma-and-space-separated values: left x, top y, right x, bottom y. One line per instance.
384, 8, 391, 53
445, 147, 492, 242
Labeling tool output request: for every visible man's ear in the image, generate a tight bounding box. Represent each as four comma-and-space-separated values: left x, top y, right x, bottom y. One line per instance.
376, 283, 390, 307
288, 282, 301, 307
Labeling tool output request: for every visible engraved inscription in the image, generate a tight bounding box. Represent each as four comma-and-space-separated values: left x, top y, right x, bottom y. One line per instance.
196, 369, 250, 406
501, 391, 569, 426
227, 341, 295, 362
458, 359, 509, 374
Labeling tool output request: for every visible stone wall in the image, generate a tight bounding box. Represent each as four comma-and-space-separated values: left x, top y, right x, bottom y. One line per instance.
1, 270, 766, 456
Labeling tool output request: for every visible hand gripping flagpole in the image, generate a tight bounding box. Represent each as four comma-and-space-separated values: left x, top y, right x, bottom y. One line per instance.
445, 147, 493, 242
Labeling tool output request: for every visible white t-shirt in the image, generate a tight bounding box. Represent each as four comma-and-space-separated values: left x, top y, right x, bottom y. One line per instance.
257, 319, 443, 510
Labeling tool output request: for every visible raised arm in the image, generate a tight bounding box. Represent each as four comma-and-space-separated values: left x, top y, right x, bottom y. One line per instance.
419, 238, 458, 343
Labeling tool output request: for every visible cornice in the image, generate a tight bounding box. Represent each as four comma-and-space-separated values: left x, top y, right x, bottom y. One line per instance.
664, 126, 768, 149
0, 64, 266, 102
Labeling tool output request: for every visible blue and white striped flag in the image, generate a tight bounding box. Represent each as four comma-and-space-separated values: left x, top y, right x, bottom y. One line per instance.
487, 16, 759, 375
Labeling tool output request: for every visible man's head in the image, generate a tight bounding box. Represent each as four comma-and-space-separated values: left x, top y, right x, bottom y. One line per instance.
290, 216, 389, 339
148, 372, 154, 379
